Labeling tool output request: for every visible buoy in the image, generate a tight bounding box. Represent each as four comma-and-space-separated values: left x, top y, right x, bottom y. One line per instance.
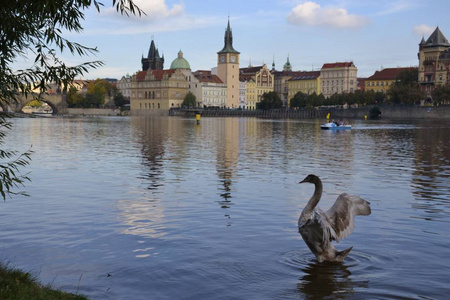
326, 112, 330, 120
196, 112, 201, 124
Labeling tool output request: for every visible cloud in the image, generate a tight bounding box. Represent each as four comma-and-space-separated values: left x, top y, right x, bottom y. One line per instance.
413, 24, 435, 37
287, 1, 369, 28
104, 0, 185, 21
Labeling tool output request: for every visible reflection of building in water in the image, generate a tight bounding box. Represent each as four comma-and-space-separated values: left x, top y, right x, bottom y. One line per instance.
216, 118, 240, 209
131, 117, 169, 192
411, 124, 450, 213
116, 198, 167, 240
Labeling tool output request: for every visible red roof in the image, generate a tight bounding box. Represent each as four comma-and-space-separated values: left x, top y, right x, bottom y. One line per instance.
322, 62, 355, 69
196, 74, 223, 84
367, 67, 416, 80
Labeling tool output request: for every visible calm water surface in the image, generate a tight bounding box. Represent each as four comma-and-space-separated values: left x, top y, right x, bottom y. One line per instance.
1, 116, 449, 299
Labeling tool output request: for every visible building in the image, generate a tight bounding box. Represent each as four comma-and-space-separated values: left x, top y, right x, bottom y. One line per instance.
365, 67, 416, 93
217, 19, 240, 108
240, 64, 274, 108
274, 70, 303, 107
240, 75, 256, 109
287, 71, 321, 104
142, 39, 164, 71
117, 74, 131, 99
239, 80, 246, 109
191, 70, 227, 108
320, 62, 357, 98
418, 27, 450, 99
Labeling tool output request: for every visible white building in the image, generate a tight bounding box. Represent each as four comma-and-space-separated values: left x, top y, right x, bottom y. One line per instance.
320, 62, 357, 98
117, 74, 131, 99
239, 80, 247, 109
192, 70, 227, 108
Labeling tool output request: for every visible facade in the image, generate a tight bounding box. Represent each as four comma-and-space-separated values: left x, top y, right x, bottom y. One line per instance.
240, 75, 256, 110
240, 64, 274, 106
274, 70, 303, 107
287, 71, 321, 103
418, 27, 450, 99
365, 67, 416, 93
217, 20, 240, 108
239, 80, 247, 108
142, 39, 164, 71
320, 62, 357, 98
129, 69, 188, 110
117, 74, 131, 99
191, 70, 227, 108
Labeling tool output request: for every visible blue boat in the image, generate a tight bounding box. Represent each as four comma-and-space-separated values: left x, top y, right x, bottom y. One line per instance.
320, 122, 352, 130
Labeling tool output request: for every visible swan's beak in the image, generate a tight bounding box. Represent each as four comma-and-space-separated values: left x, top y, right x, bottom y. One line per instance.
299, 179, 307, 184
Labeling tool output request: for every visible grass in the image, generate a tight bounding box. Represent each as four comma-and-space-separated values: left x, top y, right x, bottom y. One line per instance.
0, 262, 87, 300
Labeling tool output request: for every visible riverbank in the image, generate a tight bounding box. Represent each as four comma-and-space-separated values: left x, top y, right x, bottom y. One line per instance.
0, 262, 87, 299
165, 105, 450, 120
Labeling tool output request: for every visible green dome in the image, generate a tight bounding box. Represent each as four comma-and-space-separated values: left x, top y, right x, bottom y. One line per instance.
170, 50, 191, 70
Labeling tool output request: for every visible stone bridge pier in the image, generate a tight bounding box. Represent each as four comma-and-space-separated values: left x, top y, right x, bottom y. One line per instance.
2, 93, 68, 114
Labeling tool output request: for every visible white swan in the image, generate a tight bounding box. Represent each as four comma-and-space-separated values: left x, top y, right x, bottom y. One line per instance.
298, 174, 371, 262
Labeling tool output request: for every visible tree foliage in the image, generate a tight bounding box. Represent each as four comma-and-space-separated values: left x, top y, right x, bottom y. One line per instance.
432, 85, 450, 105
0, 1, 142, 200
182, 92, 197, 108
114, 93, 129, 108
260, 91, 282, 110
1, 0, 143, 102
388, 68, 423, 105
0, 116, 33, 200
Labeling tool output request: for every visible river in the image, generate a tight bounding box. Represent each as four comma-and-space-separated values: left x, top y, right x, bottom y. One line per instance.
1, 116, 449, 299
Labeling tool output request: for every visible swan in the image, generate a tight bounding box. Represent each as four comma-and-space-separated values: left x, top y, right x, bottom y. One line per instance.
298, 174, 371, 262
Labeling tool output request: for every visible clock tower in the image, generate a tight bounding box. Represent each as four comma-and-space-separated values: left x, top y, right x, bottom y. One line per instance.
217, 19, 240, 108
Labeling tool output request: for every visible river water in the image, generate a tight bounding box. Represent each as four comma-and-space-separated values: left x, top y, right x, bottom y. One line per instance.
1, 116, 449, 299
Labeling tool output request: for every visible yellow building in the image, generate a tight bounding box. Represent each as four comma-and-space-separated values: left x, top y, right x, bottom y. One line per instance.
129, 69, 188, 110
240, 64, 274, 109
287, 71, 321, 102
240, 76, 257, 109
365, 67, 416, 93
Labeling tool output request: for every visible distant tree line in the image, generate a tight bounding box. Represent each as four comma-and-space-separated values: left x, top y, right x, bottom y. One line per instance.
286, 68, 450, 109
67, 79, 129, 108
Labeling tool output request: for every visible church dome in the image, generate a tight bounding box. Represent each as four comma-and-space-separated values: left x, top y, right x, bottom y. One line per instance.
170, 50, 191, 70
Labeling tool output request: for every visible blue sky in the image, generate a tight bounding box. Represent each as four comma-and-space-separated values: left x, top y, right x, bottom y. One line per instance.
21, 0, 450, 79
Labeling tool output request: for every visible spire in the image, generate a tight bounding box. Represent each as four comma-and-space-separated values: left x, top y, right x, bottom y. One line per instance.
218, 18, 240, 54
272, 55, 275, 71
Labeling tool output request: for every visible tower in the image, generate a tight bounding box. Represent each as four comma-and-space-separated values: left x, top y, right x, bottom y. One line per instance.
142, 39, 164, 71
217, 19, 240, 108
418, 27, 450, 98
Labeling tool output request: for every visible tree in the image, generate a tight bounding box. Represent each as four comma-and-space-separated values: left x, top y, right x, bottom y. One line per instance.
0, 116, 33, 199
0, 1, 142, 199
388, 69, 423, 105
260, 91, 282, 110
290, 92, 307, 108
432, 85, 450, 105
114, 93, 129, 108
182, 92, 197, 108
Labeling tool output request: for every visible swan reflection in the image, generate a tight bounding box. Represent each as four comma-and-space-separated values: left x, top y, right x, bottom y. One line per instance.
298, 260, 368, 299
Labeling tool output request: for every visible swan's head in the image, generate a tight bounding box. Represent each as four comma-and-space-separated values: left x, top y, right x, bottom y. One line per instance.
299, 174, 319, 184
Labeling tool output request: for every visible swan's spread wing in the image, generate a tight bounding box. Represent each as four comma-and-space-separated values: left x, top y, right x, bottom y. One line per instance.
326, 193, 371, 241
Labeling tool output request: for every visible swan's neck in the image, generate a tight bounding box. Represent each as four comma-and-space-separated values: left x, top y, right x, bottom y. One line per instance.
302, 179, 323, 217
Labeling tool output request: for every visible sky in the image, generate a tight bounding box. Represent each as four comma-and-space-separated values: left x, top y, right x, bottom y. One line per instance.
16, 0, 450, 79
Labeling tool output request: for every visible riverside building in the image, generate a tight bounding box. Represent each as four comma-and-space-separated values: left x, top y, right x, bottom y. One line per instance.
418, 27, 450, 100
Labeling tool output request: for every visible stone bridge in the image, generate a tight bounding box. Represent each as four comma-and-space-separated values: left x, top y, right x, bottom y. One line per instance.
2, 93, 68, 114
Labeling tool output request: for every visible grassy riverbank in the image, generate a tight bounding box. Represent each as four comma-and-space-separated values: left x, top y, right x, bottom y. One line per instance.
0, 262, 87, 300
